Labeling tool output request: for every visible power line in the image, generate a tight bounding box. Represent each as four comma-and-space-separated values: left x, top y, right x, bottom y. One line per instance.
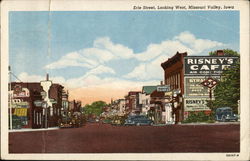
9, 72, 22, 82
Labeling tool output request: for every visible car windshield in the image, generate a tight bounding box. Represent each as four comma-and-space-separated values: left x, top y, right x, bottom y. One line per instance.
223, 109, 233, 115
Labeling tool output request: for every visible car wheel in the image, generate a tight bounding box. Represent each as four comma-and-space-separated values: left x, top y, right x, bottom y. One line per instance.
222, 116, 226, 122
216, 115, 219, 121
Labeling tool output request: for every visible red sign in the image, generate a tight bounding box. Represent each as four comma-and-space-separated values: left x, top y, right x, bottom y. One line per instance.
13, 85, 30, 97
201, 78, 217, 88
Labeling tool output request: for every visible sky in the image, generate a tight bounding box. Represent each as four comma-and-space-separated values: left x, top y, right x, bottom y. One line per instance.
9, 11, 239, 104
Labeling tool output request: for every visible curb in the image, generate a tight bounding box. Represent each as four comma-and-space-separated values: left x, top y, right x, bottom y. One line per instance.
9, 127, 59, 133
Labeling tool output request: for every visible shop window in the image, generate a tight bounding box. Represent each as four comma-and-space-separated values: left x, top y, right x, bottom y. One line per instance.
178, 73, 180, 88
50, 107, 53, 116
36, 113, 38, 125
33, 112, 36, 123
39, 113, 42, 125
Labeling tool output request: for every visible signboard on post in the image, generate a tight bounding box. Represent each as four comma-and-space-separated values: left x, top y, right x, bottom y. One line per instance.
184, 56, 238, 76
157, 85, 170, 92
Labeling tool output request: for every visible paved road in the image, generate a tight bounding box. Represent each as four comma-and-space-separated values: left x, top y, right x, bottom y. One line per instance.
9, 123, 240, 153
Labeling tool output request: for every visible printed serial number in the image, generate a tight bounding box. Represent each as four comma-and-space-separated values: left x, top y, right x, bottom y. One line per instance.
226, 154, 239, 157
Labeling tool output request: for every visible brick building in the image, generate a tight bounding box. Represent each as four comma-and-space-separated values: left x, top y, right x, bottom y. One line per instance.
161, 52, 187, 122
9, 81, 64, 129
125, 91, 141, 114
69, 100, 82, 113
161, 50, 239, 122
149, 90, 165, 124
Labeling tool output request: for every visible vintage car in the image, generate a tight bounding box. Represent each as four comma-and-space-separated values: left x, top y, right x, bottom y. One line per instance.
111, 116, 126, 126
124, 115, 154, 126
215, 107, 238, 122
59, 113, 85, 128
59, 117, 73, 128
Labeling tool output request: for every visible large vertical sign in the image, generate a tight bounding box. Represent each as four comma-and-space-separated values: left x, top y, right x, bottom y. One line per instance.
183, 56, 238, 113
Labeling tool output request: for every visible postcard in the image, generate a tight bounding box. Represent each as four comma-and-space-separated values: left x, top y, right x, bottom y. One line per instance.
1, 0, 249, 160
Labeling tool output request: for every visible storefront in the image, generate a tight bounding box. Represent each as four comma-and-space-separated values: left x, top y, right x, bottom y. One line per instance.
9, 85, 31, 129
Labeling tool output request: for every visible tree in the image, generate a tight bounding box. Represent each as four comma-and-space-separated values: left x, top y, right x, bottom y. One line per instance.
209, 49, 239, 56
210, 49, 240, 113
84, 101, 107, 117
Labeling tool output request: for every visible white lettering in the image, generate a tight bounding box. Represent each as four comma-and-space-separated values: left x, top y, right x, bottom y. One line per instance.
222, 65, 230, 70
228, 58, 234, 64
187, 59, 193, 64
211, 65, 219, 70
204, 59, 211, 64
211, 59, 217, 64
190, 65, 198, 70
218, 58, 224, 64
200, 65, 210, 70
198, 59, 203, 64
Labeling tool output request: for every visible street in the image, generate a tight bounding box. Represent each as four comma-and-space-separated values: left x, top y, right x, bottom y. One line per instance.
9, 123, 240, 153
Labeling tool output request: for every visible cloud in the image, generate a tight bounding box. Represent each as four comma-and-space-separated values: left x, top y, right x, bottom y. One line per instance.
124, 55, 166, 80
18, 72, 158, 91
18, 72, 66, 84
85, 65, 116, 76
125, 31, 225, 80
93, 37, 134, 59
67, 74, 158, 90
135, 40, 194, 61
45, 52, 98, 69
45, 37, 134, 70
174, 31, 224, 53
64, 65, 116, 88
44, 31, 226, 82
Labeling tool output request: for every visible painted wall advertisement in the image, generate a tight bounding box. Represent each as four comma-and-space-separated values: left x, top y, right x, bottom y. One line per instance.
184, 98, 210, 111
184, 56, 239, 76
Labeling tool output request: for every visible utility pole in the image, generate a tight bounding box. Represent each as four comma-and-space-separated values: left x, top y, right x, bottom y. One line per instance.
8, 66, 13, 130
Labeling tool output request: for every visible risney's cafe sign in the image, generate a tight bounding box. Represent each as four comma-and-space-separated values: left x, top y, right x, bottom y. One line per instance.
184, 56, 239, 75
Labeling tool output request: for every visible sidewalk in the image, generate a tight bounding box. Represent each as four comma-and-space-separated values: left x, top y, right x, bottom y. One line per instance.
178, 121, 240, 126
153, 121, 240, 126
9, 127, 59, 133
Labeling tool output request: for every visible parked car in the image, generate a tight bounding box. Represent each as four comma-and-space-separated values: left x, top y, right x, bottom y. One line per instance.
102, 119, 112, 124
59, 117, 73, 128
111, 116, 126, 126
124, 115, 154, 126
215, 107, 238, 122
59, 114, 84, 128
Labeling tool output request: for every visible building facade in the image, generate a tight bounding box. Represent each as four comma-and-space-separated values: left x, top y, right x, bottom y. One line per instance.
125, 91, 141, 114
139, 86, 157, 115
9, 80, 64, 129
161, 52, 187, 122
183, 51, 239, 119
161, 50, 239, 122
